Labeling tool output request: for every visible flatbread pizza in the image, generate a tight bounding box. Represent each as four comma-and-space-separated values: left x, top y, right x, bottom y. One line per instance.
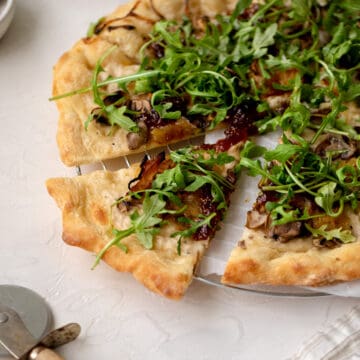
48, 0, 360, 297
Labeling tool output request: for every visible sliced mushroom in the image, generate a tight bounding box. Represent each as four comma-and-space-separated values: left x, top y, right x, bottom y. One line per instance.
267, 221, 302, 242
313, 237, 341, 249
246, 210, 268, 229
265, 94, 290, 113
312, 133, 357, 159
126, 121, 149, 150
129, 94, 152, 112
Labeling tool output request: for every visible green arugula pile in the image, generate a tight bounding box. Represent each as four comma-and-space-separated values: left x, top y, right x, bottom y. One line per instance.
239, 136, 359, 243
93, 147, 236, 267
51, 0, 360, 139
234, 0, 360, 245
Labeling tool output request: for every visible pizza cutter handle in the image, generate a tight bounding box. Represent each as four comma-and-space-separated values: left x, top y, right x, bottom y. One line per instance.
29, 346, 65, 360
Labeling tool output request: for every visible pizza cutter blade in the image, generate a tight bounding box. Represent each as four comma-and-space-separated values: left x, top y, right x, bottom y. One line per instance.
0, 285, 81, 359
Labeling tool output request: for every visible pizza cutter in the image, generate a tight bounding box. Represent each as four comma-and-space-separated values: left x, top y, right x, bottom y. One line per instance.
0, 285, 81, 360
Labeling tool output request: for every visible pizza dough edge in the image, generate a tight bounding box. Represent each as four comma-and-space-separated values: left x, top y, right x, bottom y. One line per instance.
222, 227, 360, 287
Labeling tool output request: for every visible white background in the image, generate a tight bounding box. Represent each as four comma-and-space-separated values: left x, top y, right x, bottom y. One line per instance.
0, 1, 359, 359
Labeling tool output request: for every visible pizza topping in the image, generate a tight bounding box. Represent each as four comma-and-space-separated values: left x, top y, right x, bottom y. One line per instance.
246, 210, 268, 229
312, 133, 357, 160
126, 120, 148, 150
240, 134, 360, 245
267, 221, 302, 243
128, 94, 152, 112
128, 151, 167, 192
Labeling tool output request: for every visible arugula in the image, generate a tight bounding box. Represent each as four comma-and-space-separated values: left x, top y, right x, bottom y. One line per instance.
92, 193, 167, 268
305, 224, 355, 244
86, 17, 104, 37
172, 214, 216, 255
240, 133, 360, 230
85, 47, 139, 132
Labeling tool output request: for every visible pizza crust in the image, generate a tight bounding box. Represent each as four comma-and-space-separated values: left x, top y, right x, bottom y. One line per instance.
53, 0, 239, 166
222, 209, 360, 286
46, 166, 209, 299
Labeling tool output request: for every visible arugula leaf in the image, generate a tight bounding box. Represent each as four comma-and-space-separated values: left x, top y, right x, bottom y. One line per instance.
314, 182, 343, 217
153, 102, 181, 120
230, 0, 252, 22
264, 143, 304, 163
252, 23, 278, 58
270, 204, 300, 226
240, 141, 267, 159
93, 194, 166, 268
171, 214, 216, 240
290, 0, 312, 20
305, 224, 355, 244
87, 17, 104, 37
152, 165, 186, 192
87, 47, 139, 132
107, 105, 138, 132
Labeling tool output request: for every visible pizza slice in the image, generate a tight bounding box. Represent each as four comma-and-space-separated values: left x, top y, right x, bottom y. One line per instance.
223, 109, 360, 287
52, 0, 244, 166
46, 139, 244, 299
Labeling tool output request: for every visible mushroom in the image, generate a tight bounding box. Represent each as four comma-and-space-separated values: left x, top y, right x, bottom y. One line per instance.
246, 210, 268, 229
267, 221, 302, 242
313, 237, 341, 249
126, 121, 149, 150
129, 94, 152, 112
312, 133, 357, 160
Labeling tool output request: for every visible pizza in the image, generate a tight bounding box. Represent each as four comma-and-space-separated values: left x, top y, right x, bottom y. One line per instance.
48, 0, 360, 297
46, 141, 243, 299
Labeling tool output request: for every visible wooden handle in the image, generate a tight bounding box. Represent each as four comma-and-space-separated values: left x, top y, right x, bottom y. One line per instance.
29, 346, 65, 360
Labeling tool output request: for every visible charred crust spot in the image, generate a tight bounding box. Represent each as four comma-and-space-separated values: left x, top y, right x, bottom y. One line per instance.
107, 24, 136, 32
240, 259, 259, 272
150, 0, 166, 19
238, 240, 247, 249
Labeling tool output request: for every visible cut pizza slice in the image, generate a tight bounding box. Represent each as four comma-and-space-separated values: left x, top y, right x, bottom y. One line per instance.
223, 125, 360, 287
47, 140, 243, 299
52, 0, 243, 166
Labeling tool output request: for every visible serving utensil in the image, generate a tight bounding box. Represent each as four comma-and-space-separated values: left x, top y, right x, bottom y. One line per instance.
0, 286, 80, 360
0, 0, 15, 40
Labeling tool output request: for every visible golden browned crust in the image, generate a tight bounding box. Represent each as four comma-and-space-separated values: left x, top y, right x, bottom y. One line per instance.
53, 0, 239, 166
222, 210, 360, 286
46, 166, 209, 299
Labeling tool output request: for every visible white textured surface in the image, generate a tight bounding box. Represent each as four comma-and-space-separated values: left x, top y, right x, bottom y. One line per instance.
292, 306, 360, 360
0, 1, 359, 359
